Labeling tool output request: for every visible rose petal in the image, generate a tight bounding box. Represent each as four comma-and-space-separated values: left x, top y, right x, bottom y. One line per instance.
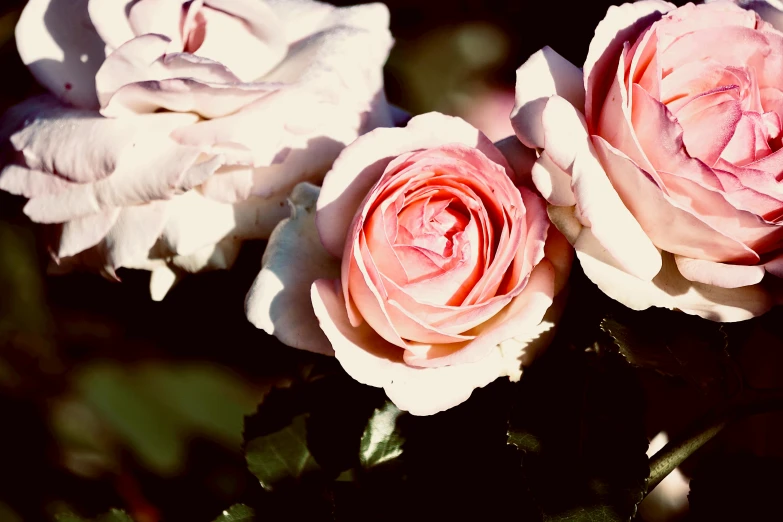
317, 113, 509, 258
576, 226, 773, 321
593, 136, 760, 262
87, 0, 137, 52
57, 208, 120, 258
494, 135, 537, 188
16, 0, 105, 108
246, 183, 339, 354
127, 0, 187, 48
160, 189, 289, 257
511, 46, 586, 149
584, 0, 674, 129
23, 134, 220, 223
674, 255, 766, 288
531, 151, 576, 206
187, 0, 288, 82
402, 259, 555, 368
547, 204, 583, 245
103, 201, 169, 269
541, 96, 662, 280
7, 96, 198, 183
0, 164, 77, 198
312, 277, 553, 415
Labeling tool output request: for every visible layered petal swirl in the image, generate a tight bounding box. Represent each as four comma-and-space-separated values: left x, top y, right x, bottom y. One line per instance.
513, 1, 783, 321
246, 113, 573, 414
4, 0, 393, 298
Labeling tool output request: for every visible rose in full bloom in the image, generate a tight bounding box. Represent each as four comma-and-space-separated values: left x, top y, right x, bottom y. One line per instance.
513, 0, 783, 321
1, 0, 392, 299
245, 113, 572, 415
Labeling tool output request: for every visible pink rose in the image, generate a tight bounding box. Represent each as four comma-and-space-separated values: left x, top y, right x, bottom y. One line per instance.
513, 1, 783, 321
2, 0, 392, 299
245, 113, 572, 415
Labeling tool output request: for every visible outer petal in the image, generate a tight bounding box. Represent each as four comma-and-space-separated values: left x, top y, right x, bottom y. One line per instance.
511, 46, 585, 149
103, 201, 169, 269
317, 113, 510, 258
6, 96, 198, 183
193, 0, 288, 82
246, 183, 339, 355
312, 276, 560, 415
531, 152, 576, 206
583, 0, 675, 129
160, 190, 289, 257
23, 133, 218, 223
494, 135, 537, 188
576, 227, 773, 321
87, 0, 138, 52
16, 0, 105, 109
593, 136, 761, 263
674, 255, 766, 288
57, 208, 120, 258
402, 260, 556, 368
734, 0, 783, 33
540, 96, 662, 281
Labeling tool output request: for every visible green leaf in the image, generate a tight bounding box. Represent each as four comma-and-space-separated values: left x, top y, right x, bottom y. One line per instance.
212, 504, 256, 522
601, 308, 738, 399
245, 413, 321, 490
75, 362, 259, 475
243, 358, 387, 491
359, 401, 405, 470
55, 509, 134, 522
507, 341, 650, 521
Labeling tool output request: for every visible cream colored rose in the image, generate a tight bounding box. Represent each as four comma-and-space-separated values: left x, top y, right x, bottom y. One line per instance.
2, 0, 393, 298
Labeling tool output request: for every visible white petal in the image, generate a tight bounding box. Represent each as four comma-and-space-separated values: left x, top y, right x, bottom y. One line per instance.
542, 96, 662, 281
674, 255, 766, 289
511, 46, 585, 149
576, 227, 773, 322
16, 0, 105, 108
246, 182, 339, 354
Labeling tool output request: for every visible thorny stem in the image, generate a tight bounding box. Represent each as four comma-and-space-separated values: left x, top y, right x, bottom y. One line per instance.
646, 387, 783, 495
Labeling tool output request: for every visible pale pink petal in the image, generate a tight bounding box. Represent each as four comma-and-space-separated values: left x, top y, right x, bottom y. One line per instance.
511, 46, 585, 149
576, 227, 773, 321
161, 190, 289, 257
87, 0, 137, 52
674, 255, 766, 288
764, 248, 783, 277
103, 78, 279, 119
103, 201, 169, 269
402, 260, 555, 368
316, 113, 508, 258
596, 51, 660, 180
246, 183, 339, 355
6, 96, 198, 184
546, 204, 583, 245
16, 0, 105, 109
494, 135, 537, 188
23, 134, 220, 223
544, 227, 574, 296
57, 208, 121, 258
95, 34, 277, 115
312, 277, 543, 416
584, 0, 675, 129
674, 87, 743, 166
188, 1, 287, 81
0, 164, 77, 198
541, 96, 662, 281
593, 136, 759, 262
531, 152, 576, 206
127, 0, 187, 48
